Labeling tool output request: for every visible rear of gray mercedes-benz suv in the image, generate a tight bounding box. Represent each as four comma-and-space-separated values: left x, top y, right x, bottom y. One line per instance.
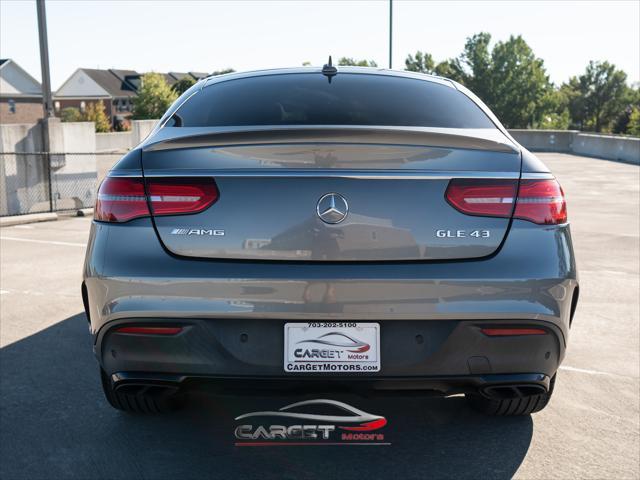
83, 68, 578, 415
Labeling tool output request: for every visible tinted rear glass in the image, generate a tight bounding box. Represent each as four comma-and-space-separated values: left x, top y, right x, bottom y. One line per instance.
173, 73, 496, 129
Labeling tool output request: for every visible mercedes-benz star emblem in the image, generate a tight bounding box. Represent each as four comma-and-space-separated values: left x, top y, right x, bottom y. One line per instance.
316, 193, 349, 224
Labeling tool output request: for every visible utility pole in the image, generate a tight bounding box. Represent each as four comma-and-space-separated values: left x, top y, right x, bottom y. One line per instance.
388, 0, 393, 69
36, 0, 54, 211
36, 0, 54, 121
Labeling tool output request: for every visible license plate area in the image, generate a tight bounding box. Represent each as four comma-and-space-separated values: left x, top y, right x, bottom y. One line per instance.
284, 322, 380, 373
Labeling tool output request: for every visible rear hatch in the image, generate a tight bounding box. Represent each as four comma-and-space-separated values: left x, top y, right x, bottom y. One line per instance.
141, 127, 521, 261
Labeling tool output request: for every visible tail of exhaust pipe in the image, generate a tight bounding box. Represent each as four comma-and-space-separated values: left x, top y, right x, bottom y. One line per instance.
481, 383, 548, 399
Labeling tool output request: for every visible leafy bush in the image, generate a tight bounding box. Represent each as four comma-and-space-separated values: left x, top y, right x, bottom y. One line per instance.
60, 107, 83, 123
172, 77, 195, 95
84, 101, 111, 133
132, 72, 178, 120
628, 107, 640, 137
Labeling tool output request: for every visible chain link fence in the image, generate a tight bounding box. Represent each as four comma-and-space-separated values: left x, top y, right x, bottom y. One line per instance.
0, 152, 122, 216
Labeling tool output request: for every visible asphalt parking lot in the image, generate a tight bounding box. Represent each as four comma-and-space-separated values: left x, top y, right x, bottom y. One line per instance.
0, 152, 638, 480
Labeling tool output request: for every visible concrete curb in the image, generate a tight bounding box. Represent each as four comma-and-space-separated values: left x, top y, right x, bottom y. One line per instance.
0, 212, 58, 227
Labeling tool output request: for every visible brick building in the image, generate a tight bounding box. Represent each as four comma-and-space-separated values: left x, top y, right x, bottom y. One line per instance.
0, 59, 43, 125
54, 68, 139, 128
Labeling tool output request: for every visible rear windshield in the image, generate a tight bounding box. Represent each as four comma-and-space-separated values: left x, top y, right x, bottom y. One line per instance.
172, 73, 496, 129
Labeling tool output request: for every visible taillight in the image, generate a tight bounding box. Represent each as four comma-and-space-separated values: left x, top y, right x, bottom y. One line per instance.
95, 177, 148, 222
445, 178, 567, 225
95, 177, 218, 223
513, 179, 567, 225
147, 178, 218, 216
445, 179, 517, 218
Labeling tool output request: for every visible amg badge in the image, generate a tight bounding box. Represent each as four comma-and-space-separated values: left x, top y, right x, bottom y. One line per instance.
170, 228, 225, 236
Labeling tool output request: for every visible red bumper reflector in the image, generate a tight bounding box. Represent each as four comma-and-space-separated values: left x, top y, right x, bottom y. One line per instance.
116, 326, 183, 335
481, 328, 547, 336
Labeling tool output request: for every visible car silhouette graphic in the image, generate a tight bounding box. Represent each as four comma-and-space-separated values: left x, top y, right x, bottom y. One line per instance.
297, 332, 371, 353
234, 399, 387, 431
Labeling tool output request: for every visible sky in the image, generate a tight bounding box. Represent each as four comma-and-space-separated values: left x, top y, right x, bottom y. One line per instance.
1, 0, 638, 89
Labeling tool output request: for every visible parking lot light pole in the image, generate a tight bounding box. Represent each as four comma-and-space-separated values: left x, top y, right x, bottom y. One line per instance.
36, 0, 54, 122
36, 0, 54, 211
389, 0, 393, 69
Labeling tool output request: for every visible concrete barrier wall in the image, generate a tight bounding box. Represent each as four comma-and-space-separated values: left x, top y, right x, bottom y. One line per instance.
1, 119, 95, 153
95, 120, 159, 152
508, 130, 576, 153
509, 129, 640, 165
0, 120, 98, 215
0, 123, 43, 152
96, 132, 132, 152
571, 133, 640, 164
131, 119, 158, 145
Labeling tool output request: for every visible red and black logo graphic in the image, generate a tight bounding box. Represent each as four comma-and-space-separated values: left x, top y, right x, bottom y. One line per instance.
234, 399, 389, 446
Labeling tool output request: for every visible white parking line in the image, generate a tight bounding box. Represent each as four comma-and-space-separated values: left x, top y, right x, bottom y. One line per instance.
0, 236, 86, 247
559, 365, 634, 379
0, 288, 78, 298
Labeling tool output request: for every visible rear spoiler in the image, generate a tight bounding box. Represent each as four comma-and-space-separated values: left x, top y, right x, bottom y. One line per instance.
142, 126, 519, 154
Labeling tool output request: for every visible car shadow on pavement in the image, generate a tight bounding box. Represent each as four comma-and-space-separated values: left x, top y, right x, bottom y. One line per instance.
0, 313, 533, 480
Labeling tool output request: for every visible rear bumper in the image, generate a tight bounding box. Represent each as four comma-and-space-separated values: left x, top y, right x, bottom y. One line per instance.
84, 217, 578, 387
98, 317, 564, 383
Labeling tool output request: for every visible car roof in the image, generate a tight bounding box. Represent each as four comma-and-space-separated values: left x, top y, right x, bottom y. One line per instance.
202, 66, 456, 89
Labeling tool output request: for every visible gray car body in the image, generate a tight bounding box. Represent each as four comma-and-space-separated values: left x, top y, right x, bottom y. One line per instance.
83, 67, 578, 392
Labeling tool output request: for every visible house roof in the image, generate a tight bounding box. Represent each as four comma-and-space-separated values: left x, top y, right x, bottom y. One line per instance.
168, 72, 190, 81
54, 67, 223, 99
162, 73, 181, 86
189, 71, 209, 80
82, 68, 139, 98
0, 58, 42, 97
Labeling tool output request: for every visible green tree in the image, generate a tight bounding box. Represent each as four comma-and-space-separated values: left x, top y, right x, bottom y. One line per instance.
537, 110, 571, 130
132, 72, 178, 120
403, 33, 553, 128
458, 32, 493, 100
84, 101, 111, 132
627, 107, 640, 137
172, 77, 195, 95
405, 51, 435, 73
60, 107, 82, 122
433, 59, 465, 80
612, 87, 640, 134
564, 61, 629, 132
337, 57, 378, 67
534, 89, 571, 130
489, 35, 552, 128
